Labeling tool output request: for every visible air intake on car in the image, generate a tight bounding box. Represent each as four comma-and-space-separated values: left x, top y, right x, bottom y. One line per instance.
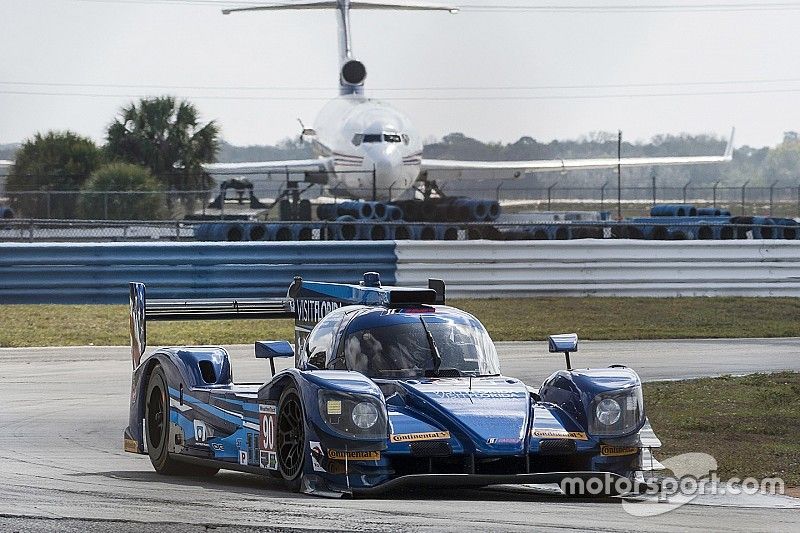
538, 439, 577, 455
410, 441, 452, 457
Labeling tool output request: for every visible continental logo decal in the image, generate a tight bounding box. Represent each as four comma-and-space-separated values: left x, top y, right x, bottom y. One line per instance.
327, 449, 381, 461
600, 445, 639, 457
390, 431, 451, 443
532, 430, 588, 441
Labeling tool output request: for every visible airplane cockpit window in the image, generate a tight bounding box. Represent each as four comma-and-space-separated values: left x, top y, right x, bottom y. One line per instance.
353, 133, 404, 145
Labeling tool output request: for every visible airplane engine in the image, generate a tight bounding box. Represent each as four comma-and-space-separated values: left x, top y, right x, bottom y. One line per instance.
341, 59, 367, 86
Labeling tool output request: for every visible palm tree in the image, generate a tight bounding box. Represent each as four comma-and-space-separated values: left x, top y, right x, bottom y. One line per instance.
106, 96, 219, 191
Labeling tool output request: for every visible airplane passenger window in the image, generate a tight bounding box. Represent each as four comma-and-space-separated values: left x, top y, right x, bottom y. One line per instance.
384, 134, 402, 143
363, 134, 382, 143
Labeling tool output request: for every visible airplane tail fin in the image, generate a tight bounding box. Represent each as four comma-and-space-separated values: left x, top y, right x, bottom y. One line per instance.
223, 2, 457, 93
724, 127, 736, 160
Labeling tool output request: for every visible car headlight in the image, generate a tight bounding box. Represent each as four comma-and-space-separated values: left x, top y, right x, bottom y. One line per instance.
318, 390, 386, 439
596, 398, 622, 426
352, 402, 379, 429
588, 385, 644, 437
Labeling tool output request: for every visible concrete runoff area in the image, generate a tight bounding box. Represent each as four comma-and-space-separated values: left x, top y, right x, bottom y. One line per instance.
1, 339, 799, 531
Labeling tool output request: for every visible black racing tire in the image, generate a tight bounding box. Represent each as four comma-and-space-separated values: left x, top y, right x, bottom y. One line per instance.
145, 365, 218, 477
276, 387, 306, 492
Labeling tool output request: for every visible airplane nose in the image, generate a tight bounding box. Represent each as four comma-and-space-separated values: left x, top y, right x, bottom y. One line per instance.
363, 148, 402, 191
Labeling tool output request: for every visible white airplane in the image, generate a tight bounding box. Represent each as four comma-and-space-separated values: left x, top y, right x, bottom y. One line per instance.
205, 1, 734, 202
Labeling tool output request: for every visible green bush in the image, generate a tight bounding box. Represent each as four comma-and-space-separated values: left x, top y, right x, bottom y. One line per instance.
6, 131, 103, 218
78, 163, 167, 220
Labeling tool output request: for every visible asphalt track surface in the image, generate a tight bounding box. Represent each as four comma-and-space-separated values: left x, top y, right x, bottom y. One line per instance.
1, 339, 799, 532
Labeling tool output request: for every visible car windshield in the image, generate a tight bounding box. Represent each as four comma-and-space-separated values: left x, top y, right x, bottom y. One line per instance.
341, 312, 500, 378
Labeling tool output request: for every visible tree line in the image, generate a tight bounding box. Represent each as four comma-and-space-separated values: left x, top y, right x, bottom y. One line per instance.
6, 96, 218, 219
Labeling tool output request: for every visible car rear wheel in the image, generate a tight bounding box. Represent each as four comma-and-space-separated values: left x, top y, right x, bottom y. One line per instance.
145, 364, 218, 477
277, 387, 305, 491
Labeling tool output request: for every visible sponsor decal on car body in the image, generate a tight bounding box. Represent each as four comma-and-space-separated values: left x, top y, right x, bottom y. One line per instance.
390, 431, 450, 443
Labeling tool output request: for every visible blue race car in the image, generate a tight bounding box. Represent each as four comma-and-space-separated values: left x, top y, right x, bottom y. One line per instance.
124, 273, 662, 496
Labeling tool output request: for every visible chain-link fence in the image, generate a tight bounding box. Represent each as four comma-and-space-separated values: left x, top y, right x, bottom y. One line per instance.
2, 218, 796, 243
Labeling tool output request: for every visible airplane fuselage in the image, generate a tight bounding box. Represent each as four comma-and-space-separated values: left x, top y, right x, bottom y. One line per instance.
311, 95, 423, 200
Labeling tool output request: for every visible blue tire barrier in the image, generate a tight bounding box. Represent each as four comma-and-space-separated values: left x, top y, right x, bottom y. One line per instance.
316, 203, 339, 221
417, 225, 438, 240
611, 225, 645, 239
468, 199, 489, 221
773, 218, 800, 239
570, 225, 604, 239
332, 216, 358, 240
244, 222, 268, 241
295, 224, 315, 241
650, 204, 698, 217
360, 223, 391, 241
393, 224, 415, 240
549, 225, 571, 240
338, 200, 374, 220
272, 224, 296, 241
484, 200, 501, 222
367, 202, 388, 221
697, 207, 731, 217
529, 226, 550, 240
667, 226, 695, 240
207, 223, 243, 241
751, 217, 776, 239
385, 205, 403, 221
0, 207, 14, 219
467, 225, 501, 240
193, 223, 212, 240
437, 225, 460, 240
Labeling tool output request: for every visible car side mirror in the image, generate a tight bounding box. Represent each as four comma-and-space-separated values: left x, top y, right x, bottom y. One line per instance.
255, 341, 295, 377
548, 333, 578, 371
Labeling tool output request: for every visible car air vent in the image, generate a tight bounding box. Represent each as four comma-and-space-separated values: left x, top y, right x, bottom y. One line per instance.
410, 441, 452, 457
538, 439, 577, 455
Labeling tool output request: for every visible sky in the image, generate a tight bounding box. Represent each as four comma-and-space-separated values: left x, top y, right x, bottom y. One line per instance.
3, 0, 800, 149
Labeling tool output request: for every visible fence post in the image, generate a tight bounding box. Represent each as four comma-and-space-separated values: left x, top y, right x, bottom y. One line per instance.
741, 180, 750, 215
547, 183, 557, 210
768, 181, 778, 216
600, 180, 608, 210
496, 182, 503, 201
651, 173, 657, 207
713, 180, 720, 207
104, 193, 109, 220
175, 219, 180, 241
682, 180, 692, 204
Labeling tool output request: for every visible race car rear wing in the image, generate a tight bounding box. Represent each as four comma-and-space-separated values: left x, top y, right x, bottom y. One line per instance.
129, 282, 293, 369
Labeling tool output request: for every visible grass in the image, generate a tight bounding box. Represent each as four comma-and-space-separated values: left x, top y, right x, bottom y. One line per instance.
2, 297, 800, 347
644, 372, 800, 487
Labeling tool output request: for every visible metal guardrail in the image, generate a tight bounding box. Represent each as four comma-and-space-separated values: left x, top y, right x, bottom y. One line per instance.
0, 242, 397, 304
394, 240, 800, 297
3, 240, 800, 303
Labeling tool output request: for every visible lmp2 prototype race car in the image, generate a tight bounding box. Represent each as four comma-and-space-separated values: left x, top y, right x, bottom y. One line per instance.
124, 273, 662, 496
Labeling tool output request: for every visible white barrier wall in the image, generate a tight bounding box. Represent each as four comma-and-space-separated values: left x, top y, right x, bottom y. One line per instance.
395, 240, 800, 297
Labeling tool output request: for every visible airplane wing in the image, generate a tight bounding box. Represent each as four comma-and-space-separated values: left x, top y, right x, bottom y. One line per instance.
421, 129, 735, 177
202, 157, 333, 176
